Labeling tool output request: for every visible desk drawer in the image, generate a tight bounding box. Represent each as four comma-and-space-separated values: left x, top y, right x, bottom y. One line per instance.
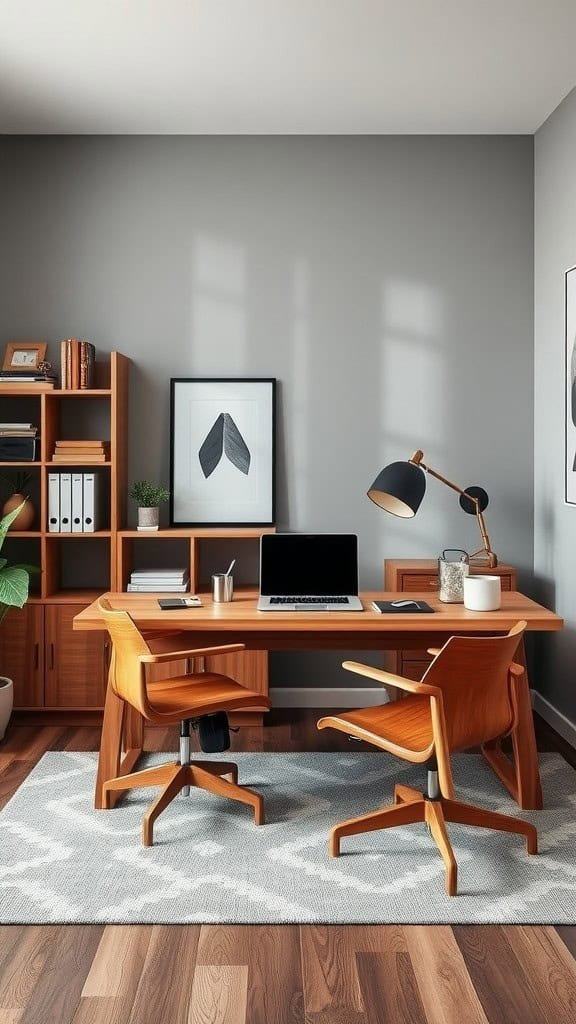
400, 574, 438, 592
400, 572, 513, 593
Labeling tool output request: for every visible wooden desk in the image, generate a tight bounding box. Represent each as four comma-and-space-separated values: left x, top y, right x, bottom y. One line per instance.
75, 590, 563, 810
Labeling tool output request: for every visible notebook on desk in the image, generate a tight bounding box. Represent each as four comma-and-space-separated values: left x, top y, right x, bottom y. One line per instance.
372, 599, 435, 614
257, 533, 363, 611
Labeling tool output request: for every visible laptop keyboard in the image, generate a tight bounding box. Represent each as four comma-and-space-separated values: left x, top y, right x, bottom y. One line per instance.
269, 596, 350, 604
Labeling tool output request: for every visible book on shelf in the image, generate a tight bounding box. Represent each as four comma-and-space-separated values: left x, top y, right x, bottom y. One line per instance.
127, 583, 190, 592
128, 568, 189, 592
0, 377, 56, 389
0, 426, 37, 436
130, 568, 188, 578
52, 440, 110, 463
0, 371, 57, 382
60, 339, 96, 390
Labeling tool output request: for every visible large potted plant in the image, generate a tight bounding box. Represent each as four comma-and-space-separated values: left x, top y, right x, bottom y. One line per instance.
130, 480, 170, 531
0, 500, 38, 740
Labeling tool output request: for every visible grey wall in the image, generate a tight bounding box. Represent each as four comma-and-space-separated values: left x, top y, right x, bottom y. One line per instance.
534, 88, 576, 723
0, 136, 534, 688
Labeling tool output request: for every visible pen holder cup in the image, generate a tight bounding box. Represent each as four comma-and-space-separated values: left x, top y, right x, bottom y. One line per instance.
212, 574, 234, 603
438, 549, 469, 603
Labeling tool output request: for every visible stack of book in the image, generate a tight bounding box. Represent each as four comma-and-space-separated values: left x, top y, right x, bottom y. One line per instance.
127, 568, 190, 593
0, 422, 38, 438
51, 440, 110, 464
60, 339, 96, 389
0, 423, 39, 461
0, 369, 57, 390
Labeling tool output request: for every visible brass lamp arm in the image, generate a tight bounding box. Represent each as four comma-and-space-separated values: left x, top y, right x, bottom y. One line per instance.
409, 450, 497, 567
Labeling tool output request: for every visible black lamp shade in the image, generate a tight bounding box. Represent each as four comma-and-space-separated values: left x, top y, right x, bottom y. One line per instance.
367, 460, 426, 518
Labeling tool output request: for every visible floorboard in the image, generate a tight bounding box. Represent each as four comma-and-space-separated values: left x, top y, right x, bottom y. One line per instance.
0, 709, 574, 1023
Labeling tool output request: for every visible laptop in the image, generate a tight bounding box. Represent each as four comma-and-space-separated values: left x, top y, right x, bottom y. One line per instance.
257, 533, 363, 611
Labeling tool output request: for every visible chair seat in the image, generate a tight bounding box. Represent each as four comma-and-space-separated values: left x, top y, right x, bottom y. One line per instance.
318, 695, 434, 761
146, 672, 270, 719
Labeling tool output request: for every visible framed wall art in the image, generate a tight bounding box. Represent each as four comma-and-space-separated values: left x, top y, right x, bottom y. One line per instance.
170, 378, 276, 526
566, 266, 576, 505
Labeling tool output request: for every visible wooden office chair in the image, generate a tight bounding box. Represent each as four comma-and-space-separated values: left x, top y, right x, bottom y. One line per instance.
318, 621, 537, 895
97, 598, 271, 846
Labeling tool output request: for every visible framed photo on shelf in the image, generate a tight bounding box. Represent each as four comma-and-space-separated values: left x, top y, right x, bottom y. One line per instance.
566, 265, 576, 505
170, 377, 276, 526
2, 341, 47, 372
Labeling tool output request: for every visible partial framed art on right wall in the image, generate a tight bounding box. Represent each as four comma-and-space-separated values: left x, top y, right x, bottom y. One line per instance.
566, 265, 576, 504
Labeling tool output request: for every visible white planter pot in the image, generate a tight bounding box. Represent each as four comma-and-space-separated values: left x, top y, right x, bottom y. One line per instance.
463, 574, 501, 611
0, 677, 13, 742
137, 506, 159, 531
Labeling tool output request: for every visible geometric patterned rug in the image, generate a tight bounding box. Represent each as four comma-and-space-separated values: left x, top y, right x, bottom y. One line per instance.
1, 750, 575, 924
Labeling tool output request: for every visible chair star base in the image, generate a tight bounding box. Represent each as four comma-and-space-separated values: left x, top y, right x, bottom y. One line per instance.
329, 783, 537, 897
102, 759, 264, 846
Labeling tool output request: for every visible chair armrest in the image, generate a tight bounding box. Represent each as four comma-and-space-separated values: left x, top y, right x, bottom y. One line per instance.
342, 660, 439, 696
140, 642, 246, 665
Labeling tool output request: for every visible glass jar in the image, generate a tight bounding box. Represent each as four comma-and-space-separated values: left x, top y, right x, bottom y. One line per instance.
438, 549, 470, 603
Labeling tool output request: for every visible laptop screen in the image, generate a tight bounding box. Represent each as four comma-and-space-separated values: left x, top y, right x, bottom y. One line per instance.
260, 534, 358, 596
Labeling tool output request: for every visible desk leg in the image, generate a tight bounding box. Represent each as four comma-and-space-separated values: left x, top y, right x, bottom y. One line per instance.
481, 639, 543, 810
94, 659, 144, 810
95, 678, 124, 809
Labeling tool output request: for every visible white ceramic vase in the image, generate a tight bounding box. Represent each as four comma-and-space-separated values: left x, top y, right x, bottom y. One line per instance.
0, 677, 13, 742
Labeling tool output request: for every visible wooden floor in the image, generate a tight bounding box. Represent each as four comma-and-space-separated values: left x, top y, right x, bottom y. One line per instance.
0, 709, 575, 1024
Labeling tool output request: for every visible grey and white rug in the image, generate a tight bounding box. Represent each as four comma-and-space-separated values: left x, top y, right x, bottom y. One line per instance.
1, 750, 575, 924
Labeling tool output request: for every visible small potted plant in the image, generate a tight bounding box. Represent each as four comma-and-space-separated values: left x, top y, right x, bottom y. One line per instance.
130, 480, 170, 531
0, 500, 39, 740
1, 471, 35, 531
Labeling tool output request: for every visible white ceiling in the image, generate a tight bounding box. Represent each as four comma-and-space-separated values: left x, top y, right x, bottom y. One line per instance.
1, 1, 575, 134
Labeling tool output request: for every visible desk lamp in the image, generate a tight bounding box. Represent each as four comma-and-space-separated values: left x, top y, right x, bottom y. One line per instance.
367, 449, 497, 567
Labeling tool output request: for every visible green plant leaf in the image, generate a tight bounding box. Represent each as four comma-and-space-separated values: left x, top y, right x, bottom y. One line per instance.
11, 563, 40, 575
0, 499, 27, 553
0, 558, 6, 570
0, 566, 30, 608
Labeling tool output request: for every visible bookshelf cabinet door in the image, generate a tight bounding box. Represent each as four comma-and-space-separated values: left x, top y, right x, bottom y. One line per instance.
0, 605, 44, 707
45, 604, 110, 708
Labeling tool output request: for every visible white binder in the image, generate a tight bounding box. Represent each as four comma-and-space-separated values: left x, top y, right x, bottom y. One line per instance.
72, 473, 83, 533
59, 473, 72, 532
82, 472, 101, 533
48, 473, 60, 532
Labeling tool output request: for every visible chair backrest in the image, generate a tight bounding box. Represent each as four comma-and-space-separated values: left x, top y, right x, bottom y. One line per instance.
98, 598, 153, 717
421, 620, 526, 751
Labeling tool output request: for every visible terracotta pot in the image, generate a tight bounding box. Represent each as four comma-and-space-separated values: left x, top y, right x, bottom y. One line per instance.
2, 493, 35, 530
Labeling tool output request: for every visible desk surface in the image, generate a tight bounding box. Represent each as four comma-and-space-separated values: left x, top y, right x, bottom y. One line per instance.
74, 590, 563, 638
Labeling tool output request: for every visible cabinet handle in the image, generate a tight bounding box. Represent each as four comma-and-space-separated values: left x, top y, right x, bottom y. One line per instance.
49, 642, 55, 670
34, 642, 39, 671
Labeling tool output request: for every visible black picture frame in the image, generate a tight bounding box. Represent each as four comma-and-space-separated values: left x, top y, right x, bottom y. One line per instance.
170, 377, 276, 527
566, 266, 576, 506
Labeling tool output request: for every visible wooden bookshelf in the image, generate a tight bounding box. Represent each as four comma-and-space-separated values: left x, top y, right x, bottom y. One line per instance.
0, 354, 273, 715
0, 352, 129, 709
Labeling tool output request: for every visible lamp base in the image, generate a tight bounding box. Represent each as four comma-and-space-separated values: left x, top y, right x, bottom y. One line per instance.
469, 549, 498, 569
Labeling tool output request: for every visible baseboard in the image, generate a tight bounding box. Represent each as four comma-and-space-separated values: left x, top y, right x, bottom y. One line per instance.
270, 687, 386, 709
531, 689, 576, 749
